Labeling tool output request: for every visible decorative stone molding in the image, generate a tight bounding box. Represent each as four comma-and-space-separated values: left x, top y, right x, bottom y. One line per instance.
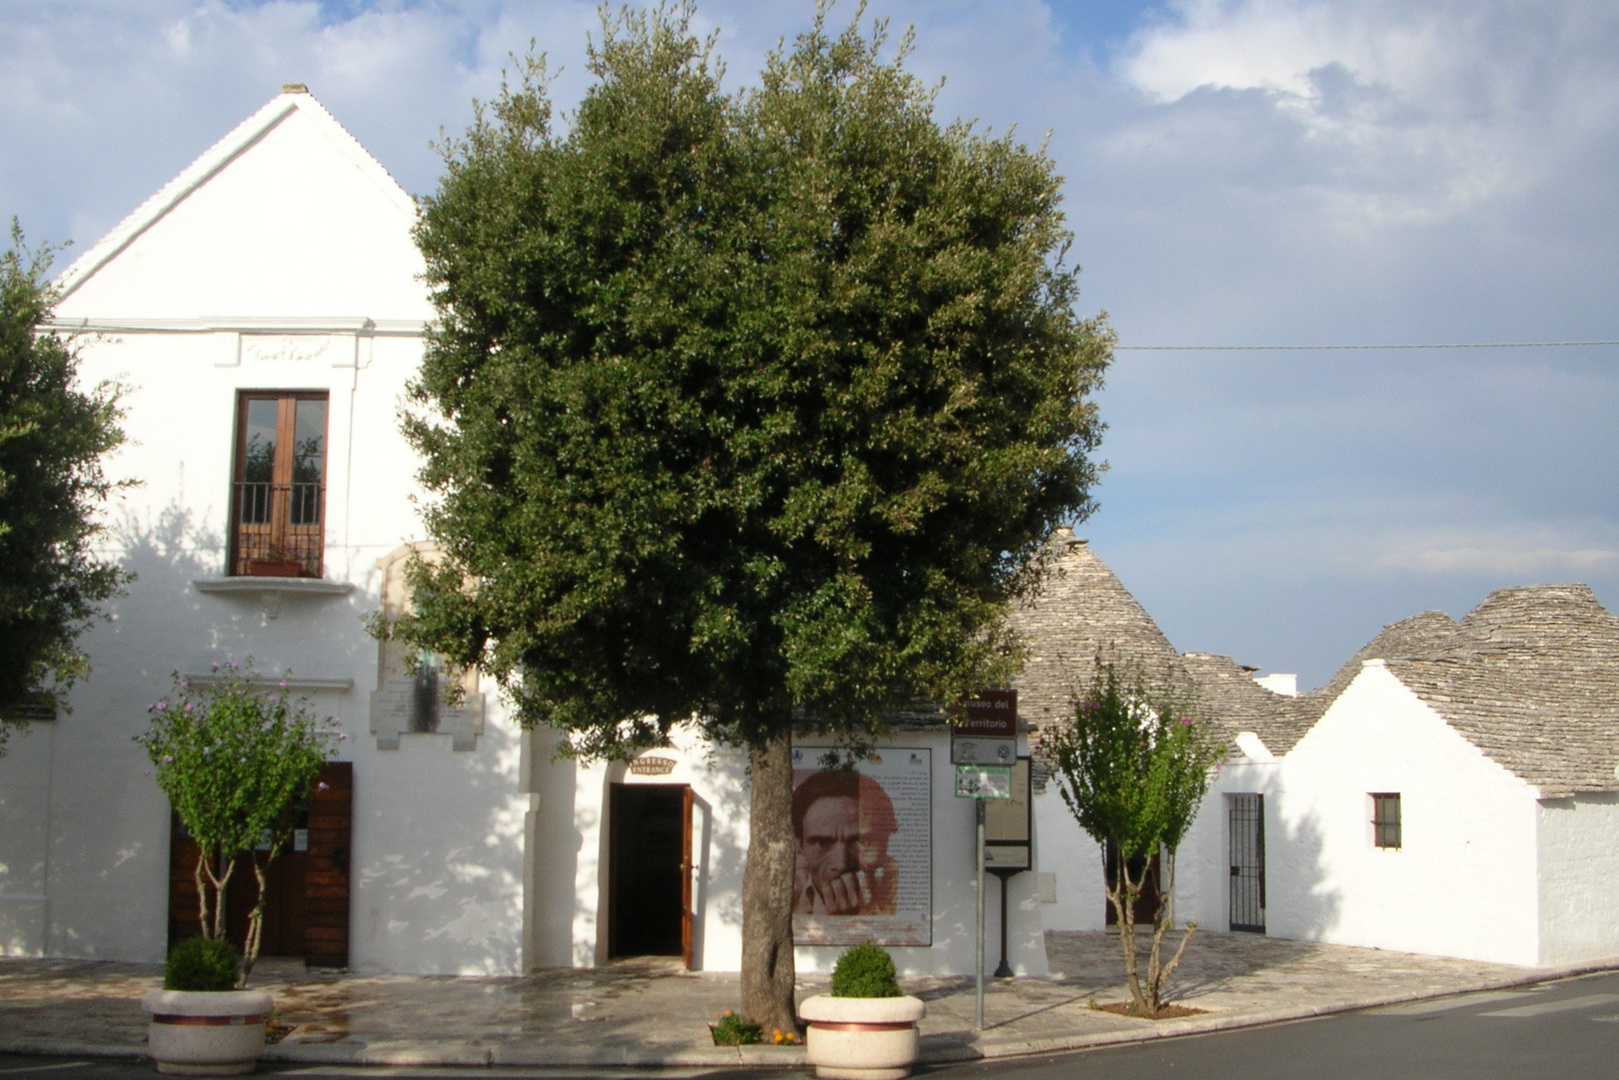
367, 542, 484, 752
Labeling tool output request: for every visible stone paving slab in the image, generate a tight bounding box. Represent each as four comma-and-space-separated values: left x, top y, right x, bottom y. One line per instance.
2, 932, 1614, 1068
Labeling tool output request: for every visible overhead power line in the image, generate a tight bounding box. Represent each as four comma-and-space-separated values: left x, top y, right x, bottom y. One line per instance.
1115, 340, 1619, 351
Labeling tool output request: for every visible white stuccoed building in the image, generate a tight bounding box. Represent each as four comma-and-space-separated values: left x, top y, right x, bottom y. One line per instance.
4, 87, 1615, 978
0, 88, 1049, 979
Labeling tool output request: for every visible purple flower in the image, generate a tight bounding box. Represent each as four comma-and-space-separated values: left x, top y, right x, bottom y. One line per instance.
336, 732, 347, 741
266, 694, 278, 704
183, 702, 193, 712
154, 700, 167, 711
210, 662, 219, 672
1179, 716, 1192, 726
316, 781, 330, 791
162, 755, 174, 764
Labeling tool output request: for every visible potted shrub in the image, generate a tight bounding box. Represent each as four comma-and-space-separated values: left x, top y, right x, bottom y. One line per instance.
136, 662, 337, 1073
142, 937, 272, 1075
799, 942, 926, 1080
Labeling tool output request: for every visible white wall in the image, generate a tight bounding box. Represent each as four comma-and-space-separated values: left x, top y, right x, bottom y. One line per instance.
1537, 792, 1619, 965
1189, 662, 1543, 965
1030, 787, 1107, 932
0, 93, 530, 975
537, 728, 1050, 977
0, 722, 57, 956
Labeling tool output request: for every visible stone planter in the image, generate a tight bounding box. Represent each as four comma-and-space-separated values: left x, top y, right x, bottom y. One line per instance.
142, 989, 273, 1076
799, 994, 926, 1080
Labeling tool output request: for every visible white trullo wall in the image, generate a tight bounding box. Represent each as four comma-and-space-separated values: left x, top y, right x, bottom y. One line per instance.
0, 91, 529, 974
1194, 661, 1542, 965
1536, 793, 1619, 965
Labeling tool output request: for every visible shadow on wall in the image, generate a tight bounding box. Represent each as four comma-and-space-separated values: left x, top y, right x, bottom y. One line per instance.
111, 502, 369, 677
113, 502, 528, 974
350, 678, 527, 976
1267, 807, 1341, 944
15, 504, 242, 961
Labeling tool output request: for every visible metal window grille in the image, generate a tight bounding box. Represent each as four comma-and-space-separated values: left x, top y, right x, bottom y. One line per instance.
1372, 793, 1402, 848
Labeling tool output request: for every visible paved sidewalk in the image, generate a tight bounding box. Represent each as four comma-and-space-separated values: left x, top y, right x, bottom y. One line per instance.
2, 932, 1614, 1068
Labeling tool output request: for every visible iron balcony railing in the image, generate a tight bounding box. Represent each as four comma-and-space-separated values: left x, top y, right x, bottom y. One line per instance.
230, 481, 324, 578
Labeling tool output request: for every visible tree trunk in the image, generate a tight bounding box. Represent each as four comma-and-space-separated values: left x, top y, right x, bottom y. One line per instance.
241, 843, 282, 984
740, 728, 798, 1034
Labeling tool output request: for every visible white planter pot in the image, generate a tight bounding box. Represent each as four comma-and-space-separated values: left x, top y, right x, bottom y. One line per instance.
142, 989, 273, 1076
799, 994, 926, 1080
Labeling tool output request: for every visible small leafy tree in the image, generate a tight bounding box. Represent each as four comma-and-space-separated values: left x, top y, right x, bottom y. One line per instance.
0, 222, 127, 747
1043, 664, 1224, 1016
138, 662, 337, 982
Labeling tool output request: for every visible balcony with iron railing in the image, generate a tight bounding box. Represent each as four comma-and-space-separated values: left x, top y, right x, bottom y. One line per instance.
230, 481, 324, 578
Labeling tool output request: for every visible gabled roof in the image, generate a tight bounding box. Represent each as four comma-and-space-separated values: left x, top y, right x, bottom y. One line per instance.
51, 89, 428, 324
1387, 585, 1619, 797
56, 89, 415, 301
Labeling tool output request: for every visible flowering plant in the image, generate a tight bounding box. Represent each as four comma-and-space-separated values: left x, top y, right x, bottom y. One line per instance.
137, 660, 337, 982
1042, 661, 1225, 1016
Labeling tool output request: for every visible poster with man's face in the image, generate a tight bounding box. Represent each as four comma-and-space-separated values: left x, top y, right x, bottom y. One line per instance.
790, 746, 932, 946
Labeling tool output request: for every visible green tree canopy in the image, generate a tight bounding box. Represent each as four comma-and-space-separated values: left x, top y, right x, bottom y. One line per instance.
0, 223, 125, 746
401, 3, 1110, 1028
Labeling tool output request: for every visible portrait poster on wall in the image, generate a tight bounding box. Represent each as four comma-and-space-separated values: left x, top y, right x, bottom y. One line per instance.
790, 746, 933, 947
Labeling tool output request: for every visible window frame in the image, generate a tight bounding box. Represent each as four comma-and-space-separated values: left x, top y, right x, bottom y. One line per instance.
228, 390, 330, 578
1370, 792, 1402, 849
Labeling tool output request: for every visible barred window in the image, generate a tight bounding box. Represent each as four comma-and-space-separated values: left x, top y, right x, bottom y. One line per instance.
1371, 793, 1402, 849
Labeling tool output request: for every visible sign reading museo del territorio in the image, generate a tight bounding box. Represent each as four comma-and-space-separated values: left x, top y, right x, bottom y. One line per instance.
789, 746, 933, 947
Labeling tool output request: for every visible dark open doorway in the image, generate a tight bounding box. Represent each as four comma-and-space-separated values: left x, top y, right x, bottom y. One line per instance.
607, 783, 692, 965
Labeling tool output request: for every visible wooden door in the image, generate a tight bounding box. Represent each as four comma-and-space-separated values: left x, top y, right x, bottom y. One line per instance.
167, 761, 351, 966
681, 786, 694, 970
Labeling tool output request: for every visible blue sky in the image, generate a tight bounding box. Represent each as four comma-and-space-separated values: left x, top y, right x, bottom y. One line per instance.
3, 0, 1616, 689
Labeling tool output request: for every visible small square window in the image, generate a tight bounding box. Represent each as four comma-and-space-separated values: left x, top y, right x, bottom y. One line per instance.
1371, 793, 1402, 849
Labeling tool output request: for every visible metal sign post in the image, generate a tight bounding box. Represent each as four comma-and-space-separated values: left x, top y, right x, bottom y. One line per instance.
976, 798, 986, 1031
954, 690, 1017, 1033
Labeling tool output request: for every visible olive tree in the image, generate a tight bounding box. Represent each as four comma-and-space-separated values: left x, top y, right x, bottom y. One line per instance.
1043, 664, 1225, 1016
400, 3, 1110, 1030
0, 222, 125, 745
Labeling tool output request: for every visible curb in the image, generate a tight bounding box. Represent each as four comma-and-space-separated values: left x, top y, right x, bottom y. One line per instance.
6, 959, 1617, 1069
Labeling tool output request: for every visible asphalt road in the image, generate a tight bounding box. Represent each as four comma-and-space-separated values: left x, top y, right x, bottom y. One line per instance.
934, 970, 1619, 1080
4, 971, 1618, 1080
